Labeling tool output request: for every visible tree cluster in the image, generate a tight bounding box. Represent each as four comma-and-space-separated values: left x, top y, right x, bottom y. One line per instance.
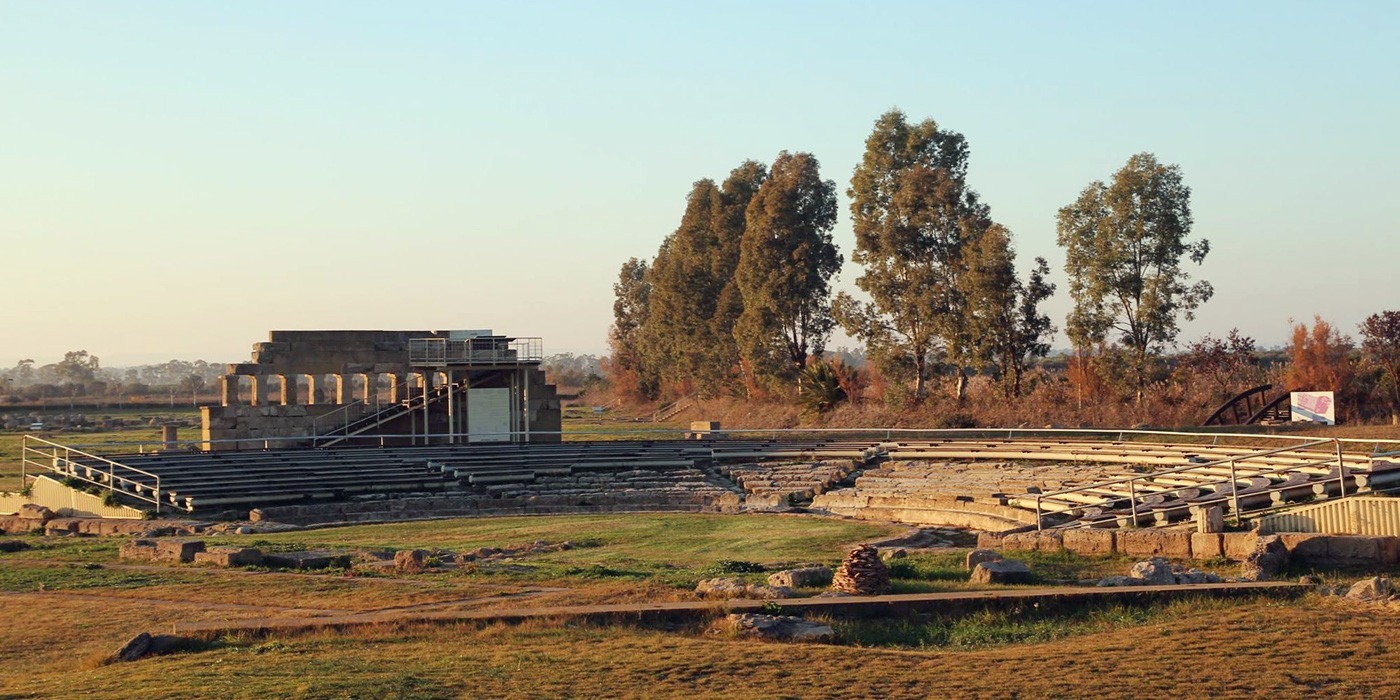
610, 110, 1056, 404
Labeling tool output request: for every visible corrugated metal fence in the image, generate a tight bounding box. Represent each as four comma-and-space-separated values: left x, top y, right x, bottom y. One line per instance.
0, 476, 144, 519
1256, 496, 1400, 536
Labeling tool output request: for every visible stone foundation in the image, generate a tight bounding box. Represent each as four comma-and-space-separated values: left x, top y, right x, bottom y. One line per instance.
983, 528, 1400, 568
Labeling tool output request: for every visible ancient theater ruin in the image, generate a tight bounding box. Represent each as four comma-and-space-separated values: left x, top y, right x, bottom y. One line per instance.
204, 330, 560, 450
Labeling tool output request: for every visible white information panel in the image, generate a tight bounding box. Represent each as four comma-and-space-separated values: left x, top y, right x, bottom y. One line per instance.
1290, 391, 1336, 425
468, 388, 512, 442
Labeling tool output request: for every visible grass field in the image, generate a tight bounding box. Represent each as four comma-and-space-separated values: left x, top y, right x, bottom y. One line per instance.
0, 513, 1395, 698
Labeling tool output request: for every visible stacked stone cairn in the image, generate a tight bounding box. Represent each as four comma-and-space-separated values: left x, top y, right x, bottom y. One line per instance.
831, 544, 891, 595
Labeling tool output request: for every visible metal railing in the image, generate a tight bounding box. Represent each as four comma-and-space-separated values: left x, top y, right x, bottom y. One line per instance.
27, 426, 1400, 459
408, 337, 543, 366
1033, 438, 1350, 530
21, 435, 164, 514
309, 400, 366, 440
653, 395, 697, 423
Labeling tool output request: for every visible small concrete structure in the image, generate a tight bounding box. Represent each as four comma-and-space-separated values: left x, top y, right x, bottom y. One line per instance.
203, 330, 560, 450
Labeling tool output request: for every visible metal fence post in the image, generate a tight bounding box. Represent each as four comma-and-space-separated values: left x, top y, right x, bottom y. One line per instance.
1229, 459, 1242, 526
1335, 439, 1347, 498
1128, 478, 1139, 528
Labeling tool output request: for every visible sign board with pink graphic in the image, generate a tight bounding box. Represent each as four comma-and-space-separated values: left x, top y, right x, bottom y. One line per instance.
1290, 391, 1336, 425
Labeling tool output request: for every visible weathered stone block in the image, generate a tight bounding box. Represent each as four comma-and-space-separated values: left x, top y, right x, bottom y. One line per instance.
970, 559, 1033, 585
394, 549, 429, 573
1222, 532, 1259, 561
264, 549, 351, 570
44, 519, 80, 535
193, 546, 263, 567
1193, 505, 1225, 533
1278, 533, 1330, 563
1034, 530, 1065, 552
18, 504, 54, 523
1062, 529, 1115, 557
119, 539, 158, 561
1117, 529, 1191, 559
155, 539, 206, 563
1327, 536, 1381, 565
1000, 532, 1037, 552
767, 566, 833, 588
976, 531, 1005, 550
965, 549, 1003, 571
1377, 536, 1400, 566
1190, 532, 1224, 560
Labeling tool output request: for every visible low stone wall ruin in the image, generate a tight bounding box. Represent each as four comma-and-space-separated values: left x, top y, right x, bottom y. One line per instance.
981, 528, 1400, 569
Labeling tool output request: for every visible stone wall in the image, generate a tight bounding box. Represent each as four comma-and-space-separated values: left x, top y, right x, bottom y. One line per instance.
981, 527, 1400, 568
201, 404, 367, 450
812, 492, 1037, 531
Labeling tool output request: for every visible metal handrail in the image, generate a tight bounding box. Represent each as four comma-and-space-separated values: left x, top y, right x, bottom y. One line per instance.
1033, 438, 1350, 530
309, 400, 366, 442
409, 337, 543, 366
20, 435, 164, 514
30, 427, 1400, 458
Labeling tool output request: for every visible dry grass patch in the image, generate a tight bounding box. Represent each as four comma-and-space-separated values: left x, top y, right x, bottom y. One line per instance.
4, 595, 1394, 699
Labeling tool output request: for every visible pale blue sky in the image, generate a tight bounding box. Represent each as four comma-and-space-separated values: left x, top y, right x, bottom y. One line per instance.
2, 1, 1396, 366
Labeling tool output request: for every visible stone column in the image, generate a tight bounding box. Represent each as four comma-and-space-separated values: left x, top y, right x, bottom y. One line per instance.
361, 373, 375, 404
279, 374, 298, 406
249, 375, 266, 407
220, 375, 240, 406
388, 373, 406, 403
306, 374, 323, 405
336, 374, 354, 404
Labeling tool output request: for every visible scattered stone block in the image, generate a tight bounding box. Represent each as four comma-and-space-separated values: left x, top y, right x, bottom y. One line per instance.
1062, 529, 1115, 557
110, 633, 187, 662
18, 504, 54, 524
192, 546, 263, 567
1345, 577, 1394, 602
965, 549, 1003, 571
263, 550, 351, 570
1173, 567, 1221, 584
696, 577, 751, 599
119, 539, 158, 561
971, 559, 1032, 584
747, 584, 795, 599
721, 613, 834, 642
1129, 558, 1178, 585
767, 566, 833, 589
694, 577, 793, 600
112, 633, 152, 662
394, 549, 429, 573
155, 539, 206, 563
976, 531, 1005, 550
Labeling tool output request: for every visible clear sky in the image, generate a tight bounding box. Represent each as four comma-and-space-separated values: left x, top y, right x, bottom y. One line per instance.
2, 1, 1397, 366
